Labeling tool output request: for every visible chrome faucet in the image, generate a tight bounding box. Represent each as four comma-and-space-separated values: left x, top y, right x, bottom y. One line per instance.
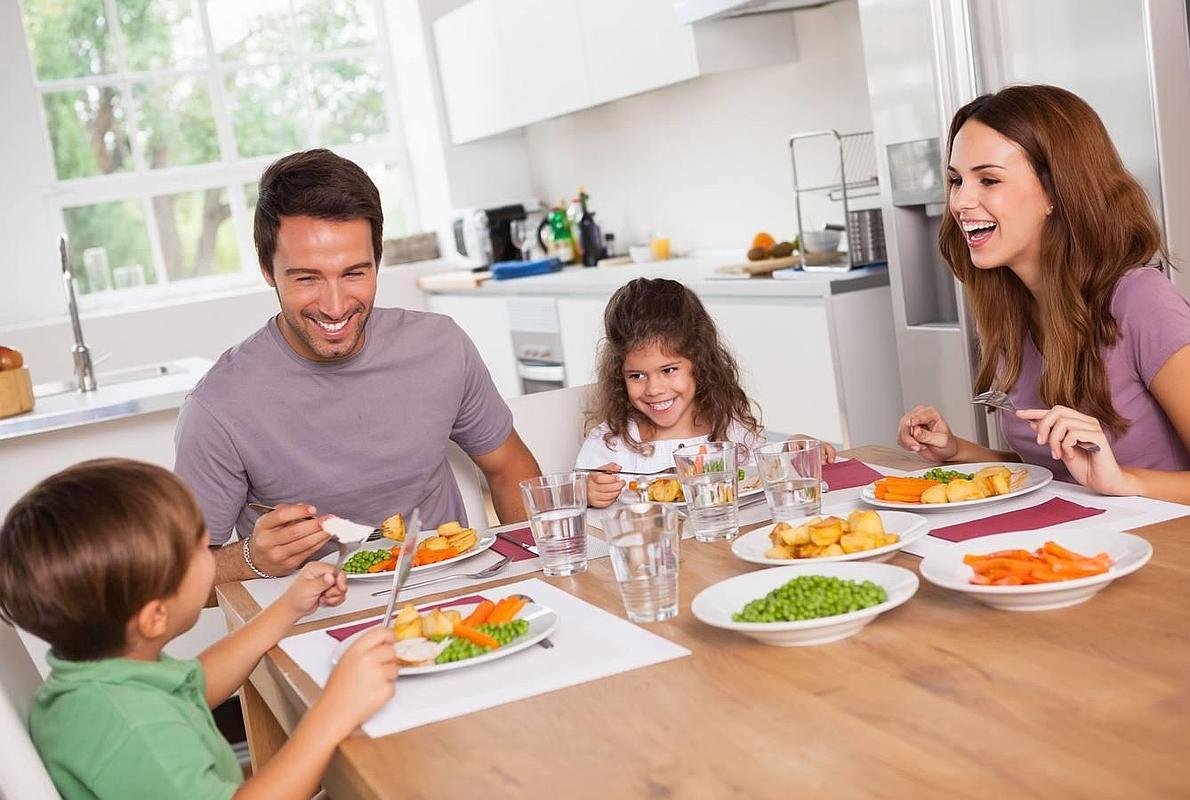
59, 234, 97, 393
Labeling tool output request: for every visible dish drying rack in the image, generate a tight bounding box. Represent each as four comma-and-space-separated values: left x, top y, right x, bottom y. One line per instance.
789, 129, 886, 272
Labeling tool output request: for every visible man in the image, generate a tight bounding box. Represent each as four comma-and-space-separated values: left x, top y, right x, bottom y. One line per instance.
175, 149, 540, 583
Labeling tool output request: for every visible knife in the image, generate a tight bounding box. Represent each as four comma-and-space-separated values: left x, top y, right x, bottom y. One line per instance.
380, 508, 421, 630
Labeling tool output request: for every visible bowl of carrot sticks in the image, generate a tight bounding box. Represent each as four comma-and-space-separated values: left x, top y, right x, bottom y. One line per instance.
918, 528, 1152, 611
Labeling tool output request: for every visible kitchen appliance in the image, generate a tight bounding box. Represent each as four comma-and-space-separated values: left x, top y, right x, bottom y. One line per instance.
674, 0, 839, 24
855, 0, 1190, 447
508, 297, 566, 395
450, 204, 536, 269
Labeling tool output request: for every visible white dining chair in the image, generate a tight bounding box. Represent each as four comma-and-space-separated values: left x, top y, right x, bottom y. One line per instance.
447, 384, 594, 528
0, 620, 60, 799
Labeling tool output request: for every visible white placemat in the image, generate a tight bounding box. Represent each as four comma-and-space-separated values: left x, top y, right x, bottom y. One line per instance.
240, 526, 609, 624
277, 578, 691, 737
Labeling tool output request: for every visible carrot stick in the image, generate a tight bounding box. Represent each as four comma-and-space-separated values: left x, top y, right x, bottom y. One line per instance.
463, 600, 495, 627
452, 624, 500, 650
368, 558, 395, 573
487, 597, 516, 623
489, 597, 526, 624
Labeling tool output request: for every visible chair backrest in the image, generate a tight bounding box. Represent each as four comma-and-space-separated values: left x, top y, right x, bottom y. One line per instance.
447, 384, 594, 529
0, 621, 60, 799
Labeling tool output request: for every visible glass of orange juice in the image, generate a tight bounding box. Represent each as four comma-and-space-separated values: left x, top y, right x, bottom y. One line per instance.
650, 237, 671, 261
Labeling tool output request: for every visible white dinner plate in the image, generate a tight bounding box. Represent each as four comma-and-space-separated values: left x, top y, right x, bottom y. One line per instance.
325, 529, 497, 581
691, 562, 918, 646
917, 528, 1152, 611
730, 510, 930, 566
330, 597, 558, 675
619, 465, 764, 507
860, 462, 1053, 511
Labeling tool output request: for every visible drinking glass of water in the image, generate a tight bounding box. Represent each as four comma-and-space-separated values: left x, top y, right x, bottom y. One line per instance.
756, 438, 823, 522
672, 441, 739, 541
604, 503, 680, 623
519, 472, 589, 576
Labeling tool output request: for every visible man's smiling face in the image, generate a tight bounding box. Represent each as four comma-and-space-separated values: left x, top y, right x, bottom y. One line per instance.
264, 215, 377, 362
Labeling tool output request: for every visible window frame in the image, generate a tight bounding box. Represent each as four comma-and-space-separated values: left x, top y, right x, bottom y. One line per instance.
23, 0, 419, 313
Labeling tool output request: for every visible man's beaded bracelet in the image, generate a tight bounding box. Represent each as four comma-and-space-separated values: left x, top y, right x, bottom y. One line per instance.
242, 537, 275, 579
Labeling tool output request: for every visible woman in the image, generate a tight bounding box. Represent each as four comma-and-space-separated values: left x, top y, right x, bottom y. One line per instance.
898, 84, 1190, 503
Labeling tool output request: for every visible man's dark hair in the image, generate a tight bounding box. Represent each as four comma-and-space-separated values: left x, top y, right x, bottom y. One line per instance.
254, 148, 384, 276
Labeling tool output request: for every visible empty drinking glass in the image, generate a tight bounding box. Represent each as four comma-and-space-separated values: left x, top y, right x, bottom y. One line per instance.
82, 247, 111, 293
519, 472, 589, 576
510, 219, 533, 260
672, 441, 739, 541
112, 264, 146, 289
604, 503, 680, 623
756, 438, 823, 522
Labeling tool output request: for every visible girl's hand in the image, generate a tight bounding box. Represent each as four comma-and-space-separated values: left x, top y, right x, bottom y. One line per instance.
318, 627, 398, 735
281, 561, 348, 619
1015, 406, 1140, 496
586, 463, 625, 508
791, 433, 837, 464
897, 405, 960, 463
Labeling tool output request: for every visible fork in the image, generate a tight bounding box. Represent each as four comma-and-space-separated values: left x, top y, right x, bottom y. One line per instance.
576, 466, 676, 478
369, 554, 512, 596
247, 502, 376, 572
972, 390, 1101, 453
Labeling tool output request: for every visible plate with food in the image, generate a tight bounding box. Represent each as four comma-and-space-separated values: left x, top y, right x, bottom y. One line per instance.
861, 463, 1052, 511
691, 562, 918, 646
330, 593, 558, 675
330, 516, 496, 580
621, 466, 764, 506
731, 509, 929, 566
917, 528, 1151, 611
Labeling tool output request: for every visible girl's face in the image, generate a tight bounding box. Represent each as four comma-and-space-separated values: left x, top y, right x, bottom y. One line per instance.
947, 119, 1052, 292
622, 343, 700, 438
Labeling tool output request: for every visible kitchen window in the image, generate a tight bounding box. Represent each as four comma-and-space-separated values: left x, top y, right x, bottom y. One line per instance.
19, 0, 416, 309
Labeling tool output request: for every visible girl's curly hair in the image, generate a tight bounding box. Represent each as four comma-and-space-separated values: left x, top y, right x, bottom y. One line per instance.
586, 278, 761, 455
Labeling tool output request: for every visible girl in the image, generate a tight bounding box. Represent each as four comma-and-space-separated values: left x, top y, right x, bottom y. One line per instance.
897, 84, 1190, 503
578, 277, 834, 508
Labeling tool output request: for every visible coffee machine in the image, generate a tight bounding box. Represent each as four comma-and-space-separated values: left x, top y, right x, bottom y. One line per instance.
450, 204, 537, 269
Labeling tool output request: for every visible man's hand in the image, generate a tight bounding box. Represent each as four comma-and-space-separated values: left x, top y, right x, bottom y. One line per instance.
247, 503, 332, 577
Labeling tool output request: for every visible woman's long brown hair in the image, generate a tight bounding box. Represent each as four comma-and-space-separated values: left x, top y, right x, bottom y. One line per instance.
939, 84, 1169, 433
586, 278, 761, 454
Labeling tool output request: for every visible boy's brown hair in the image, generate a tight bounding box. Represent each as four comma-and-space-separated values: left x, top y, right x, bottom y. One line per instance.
0, 459, 206, 661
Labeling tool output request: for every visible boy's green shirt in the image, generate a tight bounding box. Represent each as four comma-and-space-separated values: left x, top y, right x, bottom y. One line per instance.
31, 651, 242, 800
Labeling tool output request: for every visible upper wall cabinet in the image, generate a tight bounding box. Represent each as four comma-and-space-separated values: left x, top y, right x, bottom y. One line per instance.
433, 0, 797, 144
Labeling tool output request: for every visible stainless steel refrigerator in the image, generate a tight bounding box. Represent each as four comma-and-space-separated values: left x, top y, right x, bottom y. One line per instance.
854, 0, 1190, 447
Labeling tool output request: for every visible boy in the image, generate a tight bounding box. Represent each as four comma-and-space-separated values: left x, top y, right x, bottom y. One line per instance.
0, 459, 398, 799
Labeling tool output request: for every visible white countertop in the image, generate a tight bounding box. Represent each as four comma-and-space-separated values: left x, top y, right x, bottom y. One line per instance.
0, 356, 212, 442
423, 254, 889, 298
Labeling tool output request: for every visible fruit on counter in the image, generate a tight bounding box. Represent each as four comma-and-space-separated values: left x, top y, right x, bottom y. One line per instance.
750, 232, 776, 250
767, 241, 795, 258
747, 246, 768, 261
0, 346, 23, 371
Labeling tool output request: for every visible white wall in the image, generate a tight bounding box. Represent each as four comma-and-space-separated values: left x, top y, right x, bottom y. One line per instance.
522, 0, 874, 252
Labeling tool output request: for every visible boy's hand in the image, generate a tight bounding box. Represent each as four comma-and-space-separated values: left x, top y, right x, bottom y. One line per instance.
319, 627, 399, 734
281, 562, 348, 619
249, 503, 332, 577
587, 463, 624, 508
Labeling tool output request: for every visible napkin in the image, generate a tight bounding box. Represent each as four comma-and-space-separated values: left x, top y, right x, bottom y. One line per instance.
821, 459, 885, 491
489, 526, 539, 562
930, 497, 1107, 543
324, 595, 487, 641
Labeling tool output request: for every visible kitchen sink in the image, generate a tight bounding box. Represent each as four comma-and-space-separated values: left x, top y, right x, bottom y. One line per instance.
34, 363, 184, 398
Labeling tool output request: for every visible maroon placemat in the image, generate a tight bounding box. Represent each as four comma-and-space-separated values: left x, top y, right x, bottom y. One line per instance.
489, 526, 538, 562
822, 459, 885, 491
324, 594, 487, 641
929, 497, 1107, 543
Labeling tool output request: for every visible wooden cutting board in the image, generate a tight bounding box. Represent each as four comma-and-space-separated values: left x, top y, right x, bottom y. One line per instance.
0, 368, 34, 419
416, 269, 491, 291
714, 255, 802, 277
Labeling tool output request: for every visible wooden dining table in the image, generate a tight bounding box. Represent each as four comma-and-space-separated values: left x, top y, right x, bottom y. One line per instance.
216, 445, 1190, 799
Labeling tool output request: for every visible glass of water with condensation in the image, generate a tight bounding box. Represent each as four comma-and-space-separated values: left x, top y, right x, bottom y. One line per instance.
519, 473, 589, 576
756, 438, 823, 522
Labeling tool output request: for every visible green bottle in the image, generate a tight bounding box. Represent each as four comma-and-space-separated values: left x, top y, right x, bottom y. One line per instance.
546, 202, 576, 264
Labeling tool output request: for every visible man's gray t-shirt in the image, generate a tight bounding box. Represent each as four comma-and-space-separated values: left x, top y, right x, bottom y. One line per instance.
174, 307, 513, 546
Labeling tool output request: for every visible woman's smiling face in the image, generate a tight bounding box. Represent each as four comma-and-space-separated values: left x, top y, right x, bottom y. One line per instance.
947, 119, 1053, 288
622, 343, 700, 438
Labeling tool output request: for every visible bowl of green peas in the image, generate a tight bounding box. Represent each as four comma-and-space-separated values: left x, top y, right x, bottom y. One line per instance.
690, 563, 918, 646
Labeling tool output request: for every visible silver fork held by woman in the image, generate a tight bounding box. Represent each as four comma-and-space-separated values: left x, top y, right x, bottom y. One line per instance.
972, 390, 1101, 453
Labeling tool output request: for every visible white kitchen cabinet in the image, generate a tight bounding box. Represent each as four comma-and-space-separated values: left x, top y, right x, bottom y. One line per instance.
557, 296, 608, 388
577, 0, 700, 104
433, 0, 797, 144
427, 293, 521, 398
432, 0, 516, 144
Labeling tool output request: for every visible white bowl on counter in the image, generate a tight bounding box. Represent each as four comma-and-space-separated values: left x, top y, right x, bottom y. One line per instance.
628, 245, 654, 264
691, 562, 918, 646
801, 229, 842, 253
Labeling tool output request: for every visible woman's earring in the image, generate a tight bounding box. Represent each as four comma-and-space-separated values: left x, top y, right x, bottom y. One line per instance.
1046, 204, 1054, 215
